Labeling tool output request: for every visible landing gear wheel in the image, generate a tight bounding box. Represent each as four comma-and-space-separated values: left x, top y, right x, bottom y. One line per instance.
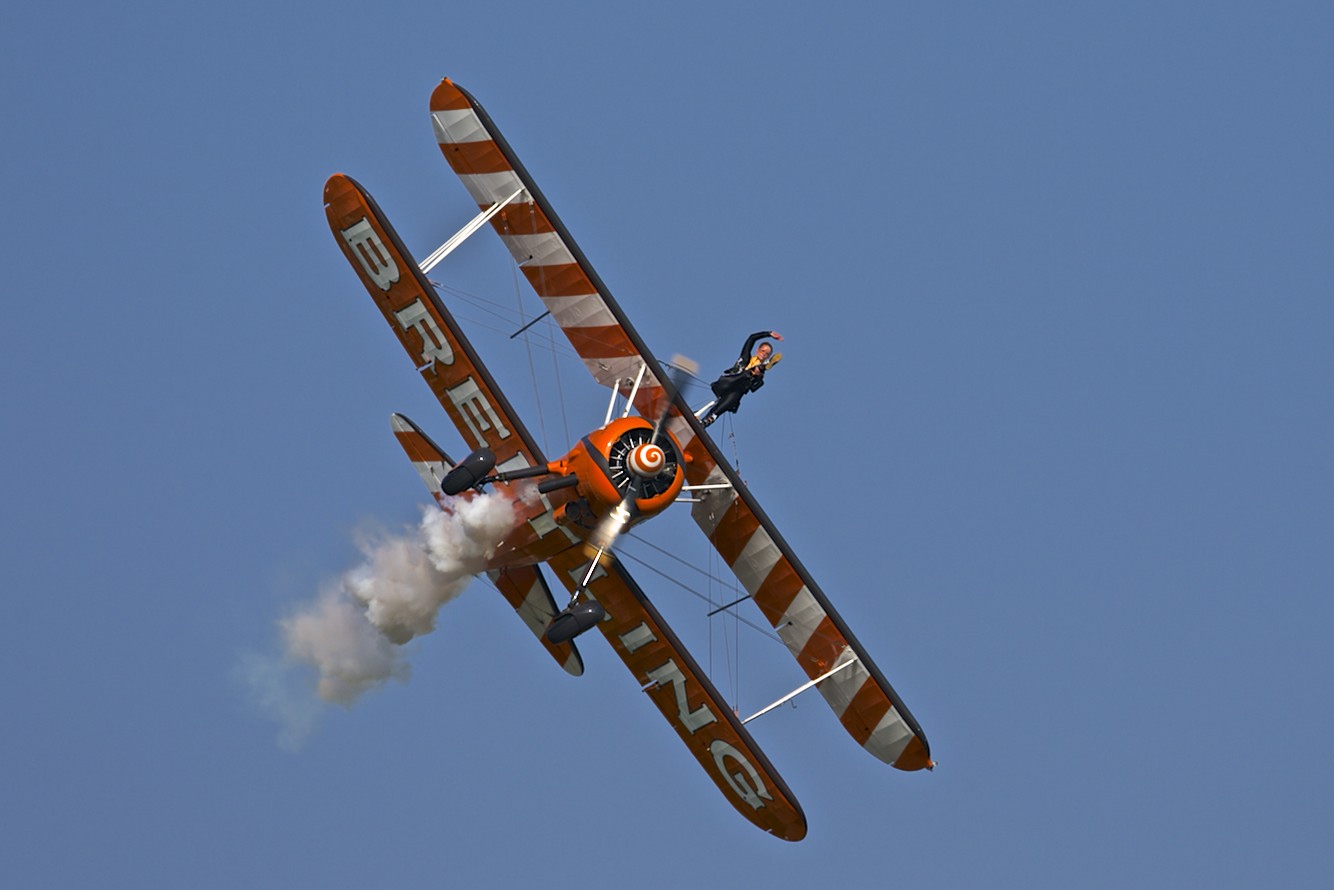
545, 599, 606, 644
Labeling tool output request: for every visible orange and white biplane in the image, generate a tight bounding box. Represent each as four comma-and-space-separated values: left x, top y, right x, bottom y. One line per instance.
323, 78, 932, 841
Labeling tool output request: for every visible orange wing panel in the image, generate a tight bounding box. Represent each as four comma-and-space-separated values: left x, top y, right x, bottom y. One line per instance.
545, 548, 807, 841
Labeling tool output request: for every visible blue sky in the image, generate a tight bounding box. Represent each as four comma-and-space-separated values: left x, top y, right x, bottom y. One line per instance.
3, 2, 1332, 886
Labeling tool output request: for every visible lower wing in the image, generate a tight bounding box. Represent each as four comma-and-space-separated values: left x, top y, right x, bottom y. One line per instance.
545, 548, 807, 841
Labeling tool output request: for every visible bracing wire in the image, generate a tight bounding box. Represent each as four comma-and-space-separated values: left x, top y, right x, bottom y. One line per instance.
722, 543, 739, 709
424, 231, 580, 457
503, 232, 549, 456
548, 313, 571, 448
734, 575, 742, 709
626, 530, 726, 582
431, 280, 585, 363
614, 547, 781, 644
706, 537, 714, 680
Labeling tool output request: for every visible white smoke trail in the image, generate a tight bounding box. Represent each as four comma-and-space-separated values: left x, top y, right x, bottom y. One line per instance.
243, 493, 518, 744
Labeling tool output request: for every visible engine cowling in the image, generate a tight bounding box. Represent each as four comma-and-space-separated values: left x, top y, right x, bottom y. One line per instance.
557, 416, 685, 523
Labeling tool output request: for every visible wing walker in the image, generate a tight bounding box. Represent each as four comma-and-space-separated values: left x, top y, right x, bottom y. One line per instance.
323, 77, 933, 841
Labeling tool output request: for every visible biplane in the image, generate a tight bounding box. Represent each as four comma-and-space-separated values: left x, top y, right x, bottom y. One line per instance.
323, 77, 932, 841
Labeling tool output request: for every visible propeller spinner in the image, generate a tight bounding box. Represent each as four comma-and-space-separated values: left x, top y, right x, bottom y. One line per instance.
628, 442, 666, 478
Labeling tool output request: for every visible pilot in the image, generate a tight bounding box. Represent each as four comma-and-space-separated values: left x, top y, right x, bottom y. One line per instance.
700, 330, 783, 428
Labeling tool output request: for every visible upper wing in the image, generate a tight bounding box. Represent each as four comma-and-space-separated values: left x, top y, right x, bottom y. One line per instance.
544, 547, 806, 841
427, 79, 930, 770
324, 172, 547, 471
429, 78, 673, 420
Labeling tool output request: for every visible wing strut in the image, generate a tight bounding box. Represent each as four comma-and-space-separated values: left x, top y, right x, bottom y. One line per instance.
418, 187, 524, 274
621, 362, 648, 419
741, 656, 859, 725
602, 361, 648, 426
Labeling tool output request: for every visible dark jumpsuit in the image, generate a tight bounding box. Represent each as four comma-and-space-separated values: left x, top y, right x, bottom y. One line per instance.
705, 331, 774, 421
